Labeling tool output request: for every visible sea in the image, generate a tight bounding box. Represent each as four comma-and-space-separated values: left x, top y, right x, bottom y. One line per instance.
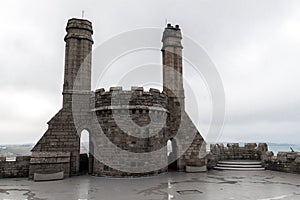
268, 143, 300, 155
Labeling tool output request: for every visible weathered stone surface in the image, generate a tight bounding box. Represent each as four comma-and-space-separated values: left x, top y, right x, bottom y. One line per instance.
295, 157, 300, 164
257, 143, 268, 152
29, 152, 71, 178
262, 152, 300, 174
30, 18, 94, 177
186, 165, 207, 172
34, 171, 64, 182
208, 143, 266, 163
0, 156, 30, 178
27, 20, 206, 178
208, 144, 300, 174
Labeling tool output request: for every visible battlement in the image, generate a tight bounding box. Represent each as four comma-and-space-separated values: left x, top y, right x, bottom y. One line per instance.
27, 18, 205, 178
262, 151, 300, 174
94, 86, 166, 96
91, 86, 168, 112
209, 143, 268, 161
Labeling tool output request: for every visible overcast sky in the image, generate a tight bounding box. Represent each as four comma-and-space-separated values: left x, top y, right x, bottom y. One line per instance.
1, 0, 300, 145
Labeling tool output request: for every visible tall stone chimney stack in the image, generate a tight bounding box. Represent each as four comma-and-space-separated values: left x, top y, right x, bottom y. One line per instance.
162, 24, 185, 139
62, 18, 94, 107
161, 24, 185, 108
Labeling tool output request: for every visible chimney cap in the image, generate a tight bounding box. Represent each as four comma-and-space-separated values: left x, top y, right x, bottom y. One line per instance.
66, 18, 93, 33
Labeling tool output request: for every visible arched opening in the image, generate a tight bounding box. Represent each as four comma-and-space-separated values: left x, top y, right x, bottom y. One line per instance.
80, 129, 90, 174
167, 138, 178, 171
167, 140, 172, 156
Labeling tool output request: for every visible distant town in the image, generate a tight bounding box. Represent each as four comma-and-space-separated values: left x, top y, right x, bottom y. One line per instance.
0, 144, 33, 158
0, 143, 89, 158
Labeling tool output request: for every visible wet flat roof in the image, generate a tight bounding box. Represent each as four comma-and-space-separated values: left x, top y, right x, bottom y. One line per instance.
0, 170, 299, 200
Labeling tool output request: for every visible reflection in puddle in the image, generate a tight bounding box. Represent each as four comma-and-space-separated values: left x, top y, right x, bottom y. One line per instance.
177, 189, 202, 195
168, 193, 174, 199
0, 188, 45, 200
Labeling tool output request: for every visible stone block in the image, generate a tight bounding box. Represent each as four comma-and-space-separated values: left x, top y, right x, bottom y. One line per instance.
186, 166, 207, 173
277, 153, 288, 162
245, 143, 257, 150
295, 157, 300, 164
34, 171, 64, 181
110, 86, 122, 91
286, 153, 297, 160
258, 143, 268, 152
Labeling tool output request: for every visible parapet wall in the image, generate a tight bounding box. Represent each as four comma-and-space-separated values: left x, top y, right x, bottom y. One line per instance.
207, 143, 268, 169
207, 143, 300, 174
90, 86, 169, 177
0, 156, 30, 178
210, 143, 268, 160
262, 152, 300, 174
29, 152, 71, 179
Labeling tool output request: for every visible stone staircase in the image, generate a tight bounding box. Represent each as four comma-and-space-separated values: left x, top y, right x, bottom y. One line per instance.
214, 160, 265, 171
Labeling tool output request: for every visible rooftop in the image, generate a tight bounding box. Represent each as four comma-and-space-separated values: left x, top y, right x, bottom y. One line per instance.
0, 171, 299, 200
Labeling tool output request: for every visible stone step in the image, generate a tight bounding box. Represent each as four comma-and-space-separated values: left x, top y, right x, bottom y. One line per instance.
214, 160, 265, 171
218, 161, 262, 165
217, 164, 263, 168
214, 166, 265, 171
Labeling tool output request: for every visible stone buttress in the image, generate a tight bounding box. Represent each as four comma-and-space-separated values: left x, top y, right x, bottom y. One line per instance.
29, 19, 94, 178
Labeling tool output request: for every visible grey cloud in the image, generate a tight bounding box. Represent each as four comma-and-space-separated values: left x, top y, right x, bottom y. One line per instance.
0, 0, 300, 144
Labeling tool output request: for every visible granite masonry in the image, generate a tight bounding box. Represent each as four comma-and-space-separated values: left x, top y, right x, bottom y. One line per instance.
262, 151, 300, 174
207, 143, 300, 174
26, 18, 206, 178
1, 18, 299, 179
0, 156, 30, 178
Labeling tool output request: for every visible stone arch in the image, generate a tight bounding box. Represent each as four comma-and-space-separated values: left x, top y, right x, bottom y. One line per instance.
167, 138, 179, 170
79, 129, 92, 174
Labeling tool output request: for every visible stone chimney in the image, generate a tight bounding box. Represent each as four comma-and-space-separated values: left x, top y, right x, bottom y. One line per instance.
161, 24, 184, 105
62, 18, 94, 107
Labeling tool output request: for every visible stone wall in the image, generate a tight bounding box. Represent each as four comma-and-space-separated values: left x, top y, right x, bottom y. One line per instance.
0, 156, 30, 178
173, 112, 207, 171
90, 87, 169, 176
31, 18, 94, 177
207, 143, 268, 169
31, 108, 85, 176
29, 152, 71, 178
29, 19, 207, 178
262, 151, 300, 174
